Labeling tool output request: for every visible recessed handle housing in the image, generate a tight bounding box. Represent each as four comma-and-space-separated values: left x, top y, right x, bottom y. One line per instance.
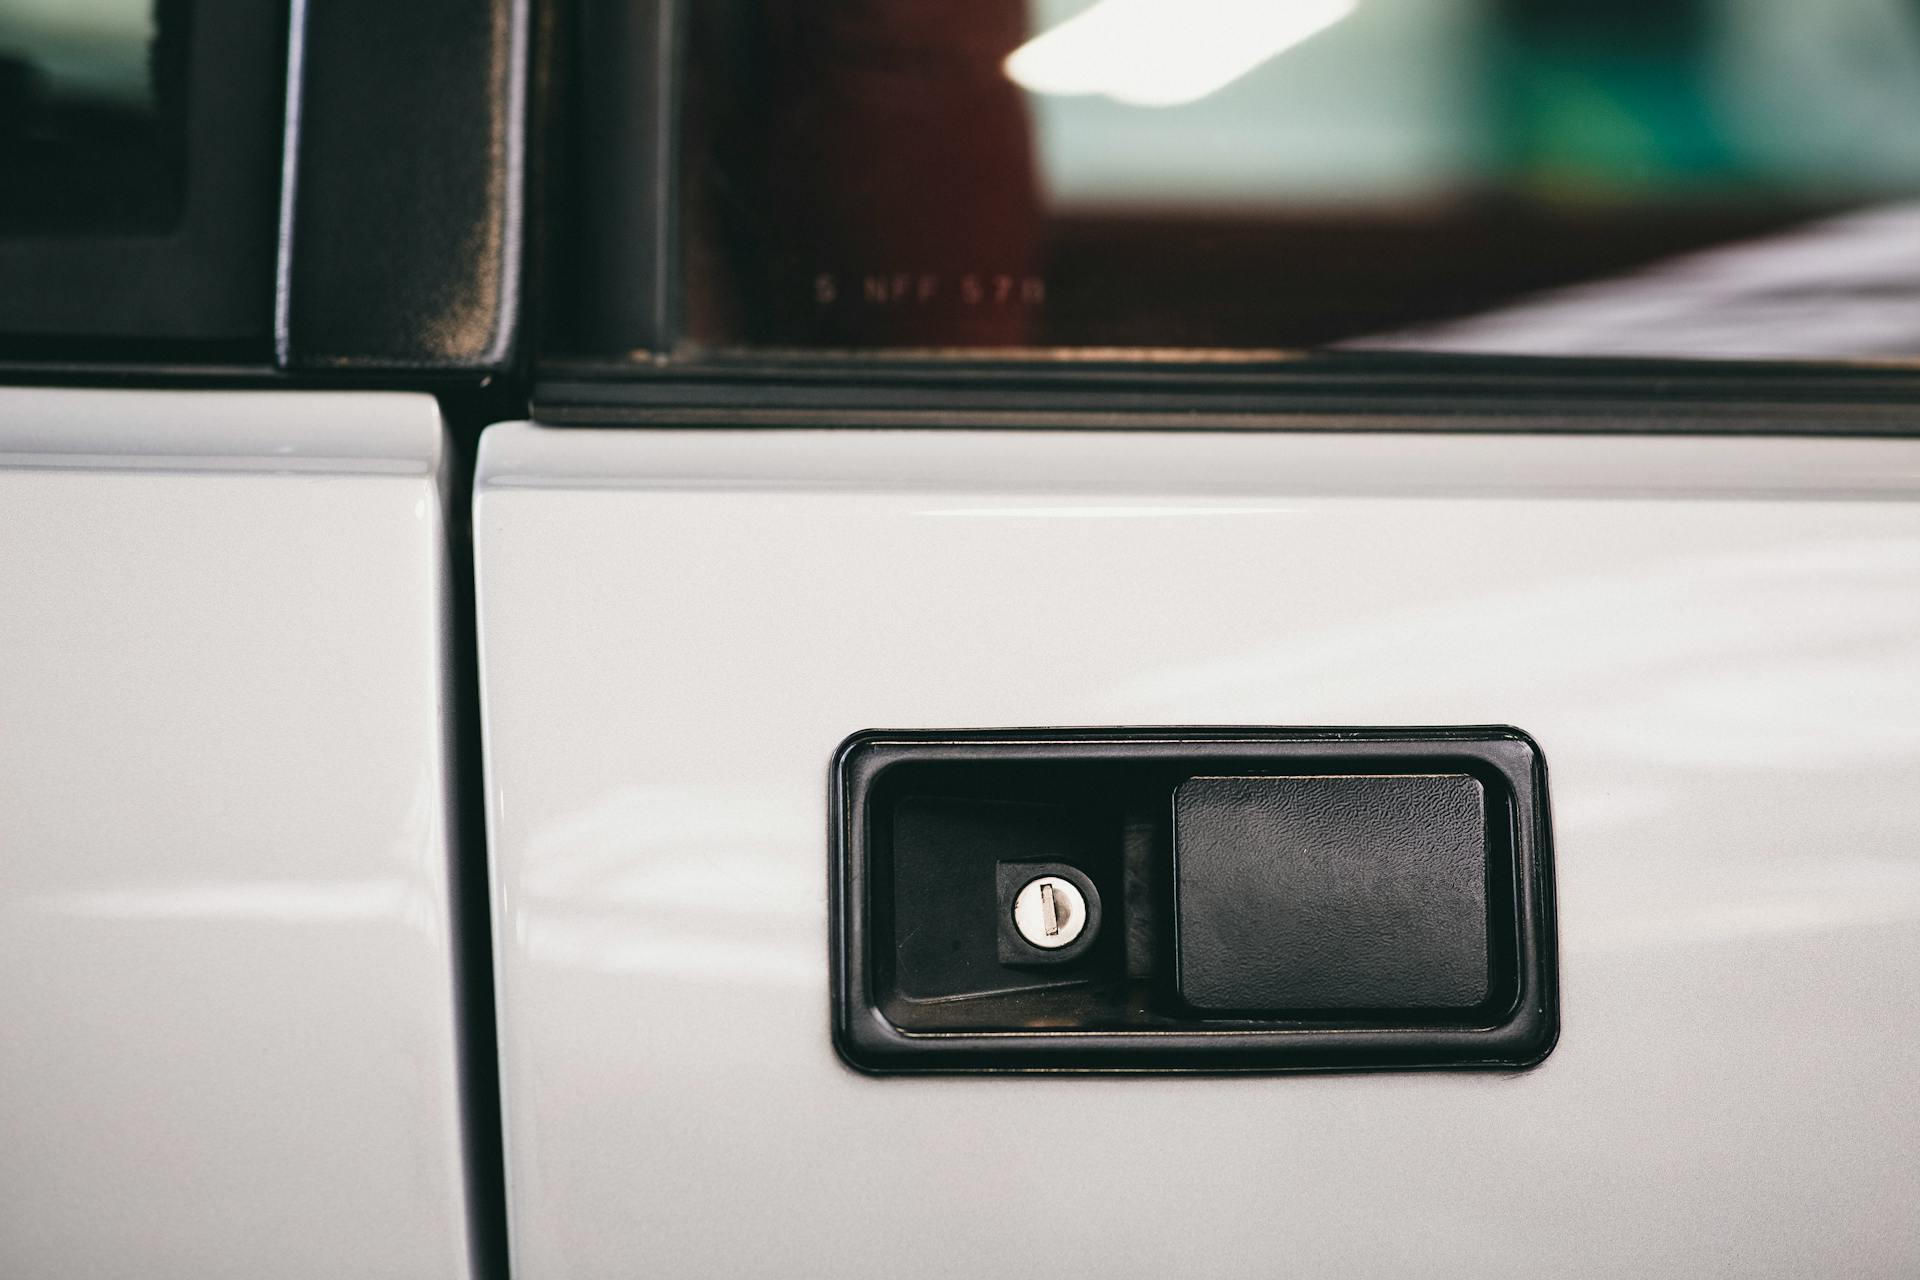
832, 727, 1557, 1073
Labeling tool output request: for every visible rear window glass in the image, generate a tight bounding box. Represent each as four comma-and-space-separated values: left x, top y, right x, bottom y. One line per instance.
0, 0, 188, 236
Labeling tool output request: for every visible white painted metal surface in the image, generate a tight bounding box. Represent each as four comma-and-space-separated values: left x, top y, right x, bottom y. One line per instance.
0, 389, 478, 1280
477, 424, 1920, 1279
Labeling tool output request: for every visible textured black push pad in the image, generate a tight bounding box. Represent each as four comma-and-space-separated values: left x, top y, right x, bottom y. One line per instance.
1174, 775, 1490, 1012
832, 727, 1556, 1074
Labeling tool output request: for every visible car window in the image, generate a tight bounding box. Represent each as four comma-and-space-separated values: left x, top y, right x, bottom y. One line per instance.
665, 0, 1920, 360
0, 0, 188, 236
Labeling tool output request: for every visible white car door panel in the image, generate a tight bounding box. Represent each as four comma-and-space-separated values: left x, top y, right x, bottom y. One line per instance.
474, 424, 1920, 1279
0, 390, 483, 1280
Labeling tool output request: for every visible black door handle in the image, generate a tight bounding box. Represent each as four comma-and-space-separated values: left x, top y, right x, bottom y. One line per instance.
832, 727, 1557, 1073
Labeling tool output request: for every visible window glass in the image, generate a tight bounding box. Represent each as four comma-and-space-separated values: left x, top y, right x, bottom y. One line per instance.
679, 0, 1920, 360
0, 0, 188, 235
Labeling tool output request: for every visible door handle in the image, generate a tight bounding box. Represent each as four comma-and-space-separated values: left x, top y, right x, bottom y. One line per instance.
833, 727, 1557, 1073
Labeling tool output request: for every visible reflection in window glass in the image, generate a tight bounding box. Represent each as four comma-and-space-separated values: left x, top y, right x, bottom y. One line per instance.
681, 0, 1920, 360
0, 0, 187, 235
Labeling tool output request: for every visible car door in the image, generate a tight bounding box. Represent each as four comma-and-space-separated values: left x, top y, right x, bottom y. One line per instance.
471, 1, 1920, 1275
471, 425, 1920, 1278
0, 3, 519, 1275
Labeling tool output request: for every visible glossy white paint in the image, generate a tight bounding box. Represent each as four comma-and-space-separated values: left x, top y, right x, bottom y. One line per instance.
0, 390, 478, 1280
477, 424, 1920, 1279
